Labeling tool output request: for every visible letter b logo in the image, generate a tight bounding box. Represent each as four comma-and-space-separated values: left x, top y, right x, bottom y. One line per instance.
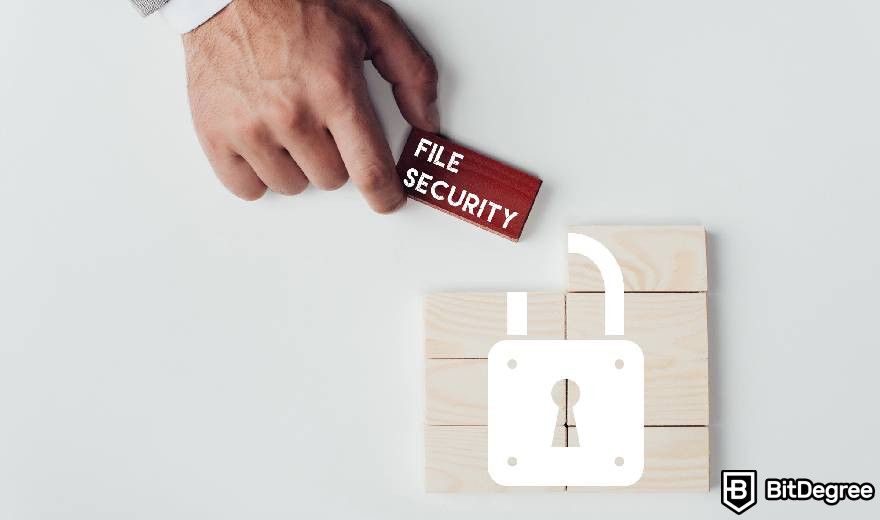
721, 470, 758, 515
728, 479, 748, 499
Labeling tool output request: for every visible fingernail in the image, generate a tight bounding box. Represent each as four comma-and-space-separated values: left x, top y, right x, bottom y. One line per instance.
391, 194, 407, 212
378, 193, 407, 214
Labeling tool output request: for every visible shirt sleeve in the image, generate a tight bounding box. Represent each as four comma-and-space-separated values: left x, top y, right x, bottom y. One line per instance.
130, 0, 171, 17
160, 0, 233, 33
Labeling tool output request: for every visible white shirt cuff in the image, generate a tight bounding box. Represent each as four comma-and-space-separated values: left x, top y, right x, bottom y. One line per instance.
161, 0, 233, 33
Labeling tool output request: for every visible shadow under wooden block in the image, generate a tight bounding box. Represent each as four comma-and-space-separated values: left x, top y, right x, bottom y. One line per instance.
568, 226, 707, 292
566, 426, 710, 492
426, 359, 566, 426
425, 292, 565, 358
425, 426, 566, 492
566, 293, 709, 426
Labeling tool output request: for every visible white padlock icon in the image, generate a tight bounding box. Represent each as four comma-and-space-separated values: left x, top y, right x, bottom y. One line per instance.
487, 233, 645, 487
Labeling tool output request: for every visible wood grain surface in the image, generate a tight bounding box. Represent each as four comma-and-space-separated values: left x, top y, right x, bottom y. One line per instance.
425, 426, 709, 492
568, 226, 707, 292
425, 292, 564, 358
425, 426, 566, 493
426, 359, 566, 426
567, 426, 710, 492
566, 292, 709, 426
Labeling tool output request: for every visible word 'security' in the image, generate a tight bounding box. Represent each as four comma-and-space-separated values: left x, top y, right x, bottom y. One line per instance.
396, 128, 542, 241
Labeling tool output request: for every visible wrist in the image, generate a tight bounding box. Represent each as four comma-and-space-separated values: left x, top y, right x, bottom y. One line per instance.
161, 0, 234, 33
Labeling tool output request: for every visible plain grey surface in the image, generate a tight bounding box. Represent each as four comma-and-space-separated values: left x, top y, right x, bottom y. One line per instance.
1, 1, 879, 518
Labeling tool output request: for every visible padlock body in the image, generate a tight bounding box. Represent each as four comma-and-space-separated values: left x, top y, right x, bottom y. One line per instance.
487, 339, 644, 487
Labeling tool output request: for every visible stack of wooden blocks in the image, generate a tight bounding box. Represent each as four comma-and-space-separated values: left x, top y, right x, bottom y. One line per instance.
424, 226, 709, 492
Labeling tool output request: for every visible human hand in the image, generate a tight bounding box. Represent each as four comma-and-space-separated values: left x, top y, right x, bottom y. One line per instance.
182, 0, 439, 211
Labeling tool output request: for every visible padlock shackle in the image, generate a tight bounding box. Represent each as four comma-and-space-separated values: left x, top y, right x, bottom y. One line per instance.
568, 233, 625, 336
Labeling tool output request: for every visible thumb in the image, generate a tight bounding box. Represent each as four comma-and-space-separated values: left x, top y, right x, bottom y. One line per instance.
352, 1, 440, 132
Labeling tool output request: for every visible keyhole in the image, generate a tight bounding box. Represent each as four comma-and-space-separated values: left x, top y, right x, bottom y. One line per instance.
567, 379, 580, 447
551, 379, 571, 447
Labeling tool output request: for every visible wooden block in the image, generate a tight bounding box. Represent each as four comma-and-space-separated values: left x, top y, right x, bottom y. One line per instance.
397, 128, 543, 241
426, 359, 566, 426
566, 293, 709, 426
425, 426, 707, 492
567, 427, 709, 492
568, 226, 707, 292
425, 426, 566, 492
425, 292, 565, 358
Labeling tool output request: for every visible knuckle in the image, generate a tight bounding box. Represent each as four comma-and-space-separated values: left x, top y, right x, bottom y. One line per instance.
316, 12, 365, 57
368, 1, 396, 19
198, 130, 226, 157
338, 26, 367, 56
234, 119, 265, 144
319, 77, 349, 104
413, 54, 439, 86
273, 104, 310, 133
261, 89, 311, 131
318, 62, 360, 101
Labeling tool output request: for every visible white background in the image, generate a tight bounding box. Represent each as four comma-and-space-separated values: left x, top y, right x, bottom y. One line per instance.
1, 1, 879, 518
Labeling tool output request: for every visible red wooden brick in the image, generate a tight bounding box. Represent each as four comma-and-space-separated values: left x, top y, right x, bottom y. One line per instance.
396, 128, 542, 241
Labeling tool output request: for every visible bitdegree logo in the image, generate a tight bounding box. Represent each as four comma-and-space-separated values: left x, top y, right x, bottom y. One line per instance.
766, 478, 875, 506
721, 470, 758, 514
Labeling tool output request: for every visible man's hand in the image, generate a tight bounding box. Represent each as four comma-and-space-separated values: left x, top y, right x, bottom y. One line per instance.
183, 0, 439, 212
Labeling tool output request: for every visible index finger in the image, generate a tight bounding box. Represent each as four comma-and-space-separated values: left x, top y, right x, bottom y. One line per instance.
326, 87, 405, 214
